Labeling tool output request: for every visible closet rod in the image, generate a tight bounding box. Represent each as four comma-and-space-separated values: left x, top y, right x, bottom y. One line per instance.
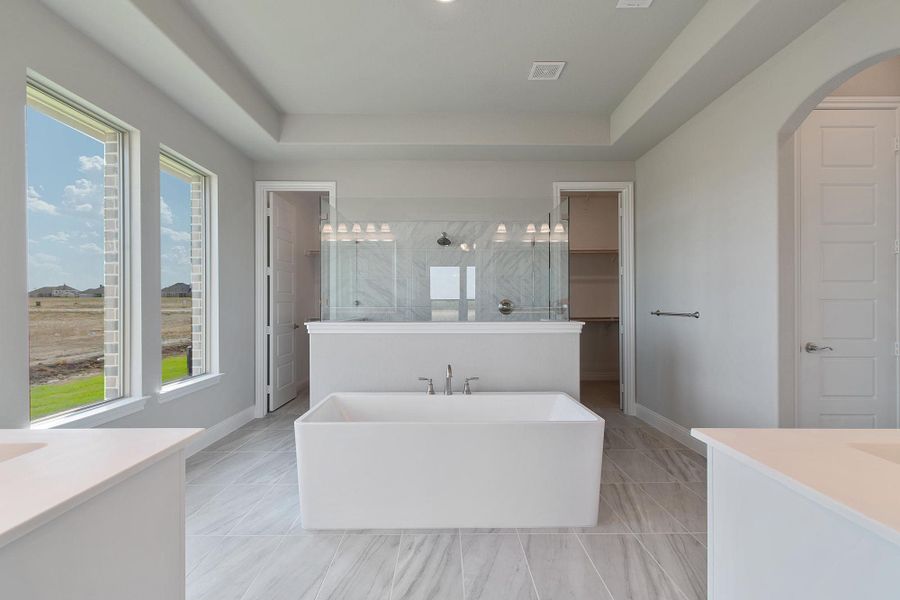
650, 310, 700, 319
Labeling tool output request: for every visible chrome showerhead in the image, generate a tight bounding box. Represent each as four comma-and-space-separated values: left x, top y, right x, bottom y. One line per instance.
437, 232, 452, 246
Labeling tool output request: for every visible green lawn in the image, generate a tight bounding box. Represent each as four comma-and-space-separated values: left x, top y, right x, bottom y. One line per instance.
31, 354, 190, 420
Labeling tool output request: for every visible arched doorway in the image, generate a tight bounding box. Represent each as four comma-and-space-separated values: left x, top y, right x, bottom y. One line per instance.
781, 54, 900, 428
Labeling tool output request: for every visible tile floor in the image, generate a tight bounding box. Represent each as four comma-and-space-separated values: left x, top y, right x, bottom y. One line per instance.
185, 382, 707, 600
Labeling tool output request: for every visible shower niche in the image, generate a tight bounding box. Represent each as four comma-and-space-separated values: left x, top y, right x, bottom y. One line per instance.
318, 197, 569, 322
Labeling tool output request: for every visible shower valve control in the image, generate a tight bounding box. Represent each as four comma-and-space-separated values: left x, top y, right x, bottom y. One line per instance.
498, 299, 514, 315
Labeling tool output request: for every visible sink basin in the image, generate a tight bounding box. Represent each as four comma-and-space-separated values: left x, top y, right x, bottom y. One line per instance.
0, 443, 46, 463
850, 443, 900, 466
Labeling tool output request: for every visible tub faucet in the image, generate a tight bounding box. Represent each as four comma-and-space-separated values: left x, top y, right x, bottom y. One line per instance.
418, 377, 435, 395
444, 364, 453, 395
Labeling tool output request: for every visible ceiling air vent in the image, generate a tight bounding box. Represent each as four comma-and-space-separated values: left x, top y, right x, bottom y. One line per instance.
528, 61, 566, 81
616, 0, 654, 7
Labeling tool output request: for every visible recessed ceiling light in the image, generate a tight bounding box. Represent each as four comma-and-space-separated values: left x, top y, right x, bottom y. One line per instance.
616, 0, 653, 7
436, 0, 456, 3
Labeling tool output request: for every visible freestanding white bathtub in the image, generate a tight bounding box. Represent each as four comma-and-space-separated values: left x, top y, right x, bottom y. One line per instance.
294, 392, 604, 530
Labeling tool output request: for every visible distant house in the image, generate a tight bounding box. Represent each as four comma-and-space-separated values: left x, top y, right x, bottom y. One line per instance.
29, 284, 80, 298
161, 282, 191, 297
80, 285, 103, 298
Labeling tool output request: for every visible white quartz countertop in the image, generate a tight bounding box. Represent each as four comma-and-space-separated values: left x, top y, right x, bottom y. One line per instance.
0, 428, 201, 548
692, 428, 900, 546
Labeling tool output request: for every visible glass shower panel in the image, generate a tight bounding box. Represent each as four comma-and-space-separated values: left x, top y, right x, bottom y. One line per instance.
549, 198, 570, 320
320, 199, 569, 322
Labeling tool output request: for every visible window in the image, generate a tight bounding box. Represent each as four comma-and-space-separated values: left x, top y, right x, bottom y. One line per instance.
160, 152, 209, 385
26, 83, 127, 421
429, 266, 476, 321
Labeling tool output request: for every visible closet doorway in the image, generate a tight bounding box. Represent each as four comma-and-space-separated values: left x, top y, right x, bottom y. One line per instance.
555, 182, 635, 414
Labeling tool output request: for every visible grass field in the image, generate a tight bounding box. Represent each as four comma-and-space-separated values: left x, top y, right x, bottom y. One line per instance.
30, 354, 190, 420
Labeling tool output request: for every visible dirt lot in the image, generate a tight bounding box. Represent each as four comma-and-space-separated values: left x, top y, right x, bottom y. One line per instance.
29, 297, 192, 384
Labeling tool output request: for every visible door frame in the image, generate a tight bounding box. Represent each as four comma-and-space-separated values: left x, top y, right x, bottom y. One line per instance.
554, 181, 637, 416
792, 96, 900, 427
254, 181, 336, 418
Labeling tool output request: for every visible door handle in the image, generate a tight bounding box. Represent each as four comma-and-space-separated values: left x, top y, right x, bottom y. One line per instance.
293, 323, 300, 330
805, 342, 833, 353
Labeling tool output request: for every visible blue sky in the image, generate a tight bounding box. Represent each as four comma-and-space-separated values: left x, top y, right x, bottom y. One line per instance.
26, 106, 191, 290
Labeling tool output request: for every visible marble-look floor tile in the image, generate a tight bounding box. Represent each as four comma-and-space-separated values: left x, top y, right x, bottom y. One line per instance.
206, 427, 264, 452
604, 429, 636, 450
611, 428, 672, 451
232, 451, 295, 485
229, 485, 300, 535
460, 528, 517, 533
519, 534, 612, 600
187, 484, 271, 536
573, 499, 631, 534
604, 450, 677, 483
683, 481, 707, 500
185, 484, 226, 516
579, 534, 683, 600
644, 449, 707, 482
186, 535, 281, 600
516, 527, 573, 533
343, 529, 404, 535
392, 534, 463, 600
185, 451, 229, 482
635, 534, 707, 600
640, 483, 707, 533
461, 534, 537, 600
316, 534, 400, 600
188, 451, 269, 485
241, 534, 343, 600
237, 428, 295, 452
600, 485, 687, 534
185, 535, 224, 576
602, 458, 629, 483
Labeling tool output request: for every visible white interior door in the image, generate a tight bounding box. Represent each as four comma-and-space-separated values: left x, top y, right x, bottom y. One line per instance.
270, 194, 298, 411
798, 107, 900, 428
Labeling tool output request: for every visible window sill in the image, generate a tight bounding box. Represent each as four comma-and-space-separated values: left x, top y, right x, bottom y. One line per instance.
31, 395, 149, 430
158, 373, 223, 404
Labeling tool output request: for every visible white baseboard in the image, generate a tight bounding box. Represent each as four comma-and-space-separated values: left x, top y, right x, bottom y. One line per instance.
186, 405, 256, 457
635, 403, 707, 457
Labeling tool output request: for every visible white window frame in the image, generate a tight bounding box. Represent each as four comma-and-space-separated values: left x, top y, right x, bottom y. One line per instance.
26, 80, 143, 428
158, 147, 220, 403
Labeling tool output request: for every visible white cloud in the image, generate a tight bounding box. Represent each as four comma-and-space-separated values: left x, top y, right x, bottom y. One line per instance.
78, 155, 104, 172
79, 242, 103, 254
64, 178, 98, 199
28, 252, 62, 271
161, 227, 191, 242
162, 244, 191, 267
43, 232, 71, 243
27, 186, 58, 215
160, 197, 173, 225
73, 203, 93, 212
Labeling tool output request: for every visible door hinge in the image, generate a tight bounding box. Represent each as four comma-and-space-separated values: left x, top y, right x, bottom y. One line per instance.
266, 207, 273, 217
894, 239, 899, 254
266, 266, 273, 276
894, 136, 900, 153
894, 342, 899, 357
266, 325, 272, 334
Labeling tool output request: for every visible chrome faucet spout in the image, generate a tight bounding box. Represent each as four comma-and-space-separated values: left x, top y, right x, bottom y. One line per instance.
445, 364, 453, 395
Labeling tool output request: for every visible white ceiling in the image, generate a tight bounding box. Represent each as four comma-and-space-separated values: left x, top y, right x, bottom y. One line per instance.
40, 0, 845, 160
186, 0, 706, 115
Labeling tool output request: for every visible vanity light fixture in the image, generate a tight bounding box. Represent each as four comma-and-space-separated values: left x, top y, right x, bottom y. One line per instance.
526, 224, 536, 234
496, 223, 507, 234
540, 223, 551, 234
366, 223, 376, 233
337, 223, 348, 233
321, 224, 334, 234
380, 223, 391, 233
554, 223, 565, 233
352, 223, 362, 234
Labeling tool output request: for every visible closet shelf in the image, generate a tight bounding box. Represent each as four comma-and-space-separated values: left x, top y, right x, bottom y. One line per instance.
569, 248, 618, 255
304, 249, 321, 256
